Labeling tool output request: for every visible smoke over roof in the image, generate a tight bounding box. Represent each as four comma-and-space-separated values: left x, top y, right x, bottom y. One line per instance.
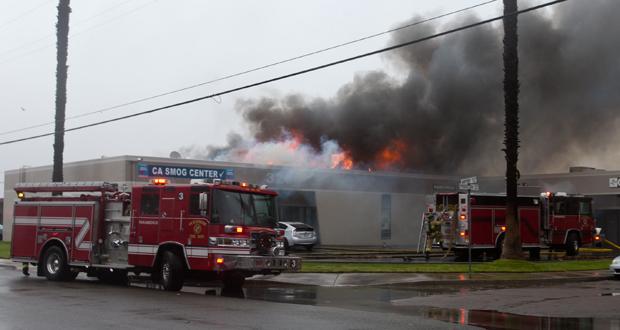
183, 1, 620, 175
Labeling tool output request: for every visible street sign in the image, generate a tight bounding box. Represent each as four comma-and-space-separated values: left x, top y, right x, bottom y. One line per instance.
460, 176, 478, 185
459, 183, 479, 191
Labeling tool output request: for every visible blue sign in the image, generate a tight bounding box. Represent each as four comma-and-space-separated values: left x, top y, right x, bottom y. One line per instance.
137, 163, 234, 180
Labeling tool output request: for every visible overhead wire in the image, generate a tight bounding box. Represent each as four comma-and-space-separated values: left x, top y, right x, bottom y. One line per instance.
0, 0, 567, 146
0, 0, 157, 65
0, 0, 51, 33
0, 0, 497, 137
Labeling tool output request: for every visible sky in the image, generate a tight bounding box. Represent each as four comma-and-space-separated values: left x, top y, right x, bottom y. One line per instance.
0, 1, 505, 176
2, 0, 614, 195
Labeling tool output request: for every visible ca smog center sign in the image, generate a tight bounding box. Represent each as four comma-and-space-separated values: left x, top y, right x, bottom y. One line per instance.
137, 163, 234, 180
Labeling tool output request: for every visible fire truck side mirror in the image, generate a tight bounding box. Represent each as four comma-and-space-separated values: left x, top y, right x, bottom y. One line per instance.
199, 192, 209, 211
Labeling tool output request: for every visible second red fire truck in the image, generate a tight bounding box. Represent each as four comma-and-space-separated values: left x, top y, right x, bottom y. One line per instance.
432, 192, 598, 259
11, 179, 301, 290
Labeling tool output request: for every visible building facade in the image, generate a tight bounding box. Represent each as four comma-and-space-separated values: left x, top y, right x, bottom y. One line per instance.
4, 156, 620, 246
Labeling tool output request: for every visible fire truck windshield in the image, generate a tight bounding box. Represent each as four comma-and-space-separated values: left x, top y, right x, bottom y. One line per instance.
212, 189, 277, 227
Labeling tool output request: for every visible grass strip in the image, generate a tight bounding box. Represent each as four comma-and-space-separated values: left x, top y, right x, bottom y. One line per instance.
0, 241, 9, 259
301, 259, 610, 273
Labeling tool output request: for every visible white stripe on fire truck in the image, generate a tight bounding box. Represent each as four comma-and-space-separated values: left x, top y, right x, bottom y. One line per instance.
127, 244, 251, 257
77, 242, 92, 250
128, 244, 157, 254
186, 247, 209, 257
13, 217, 88, 227
13, 217, 38, 225
74, 218, 90, 249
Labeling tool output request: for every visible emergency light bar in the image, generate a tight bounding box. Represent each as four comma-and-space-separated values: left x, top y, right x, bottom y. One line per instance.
150, 178, 168, 185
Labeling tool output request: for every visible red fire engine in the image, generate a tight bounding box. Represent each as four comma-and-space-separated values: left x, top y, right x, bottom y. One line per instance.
433, 192, 597, 259
10, 179, 301, 291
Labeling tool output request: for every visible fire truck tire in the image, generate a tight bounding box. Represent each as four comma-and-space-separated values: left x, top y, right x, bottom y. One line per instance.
160, 251, 184, 291
42, 246, 71, 281
222, 271, 245, 289
565, 233, 580, 256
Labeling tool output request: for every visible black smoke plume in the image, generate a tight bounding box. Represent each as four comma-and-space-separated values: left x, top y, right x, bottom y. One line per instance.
192, 1, 620, 175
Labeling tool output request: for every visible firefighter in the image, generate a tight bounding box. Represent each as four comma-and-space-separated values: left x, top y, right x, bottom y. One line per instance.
424, 212, 442, 260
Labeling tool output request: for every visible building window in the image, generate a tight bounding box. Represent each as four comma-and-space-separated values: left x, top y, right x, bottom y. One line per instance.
381, 194, 391, 240
141, 193, 159, 216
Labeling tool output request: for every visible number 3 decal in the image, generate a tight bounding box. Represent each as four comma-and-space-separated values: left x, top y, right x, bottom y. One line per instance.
178, 192, 184, 201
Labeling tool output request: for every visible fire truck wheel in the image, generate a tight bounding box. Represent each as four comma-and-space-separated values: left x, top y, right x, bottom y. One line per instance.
222, 272, 245, 289
42, 246, 71, 281
160, 251, 184, 291
565, 233, 580, 256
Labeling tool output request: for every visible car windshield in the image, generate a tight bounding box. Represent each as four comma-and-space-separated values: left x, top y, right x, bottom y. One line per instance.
212, 189, 277, 227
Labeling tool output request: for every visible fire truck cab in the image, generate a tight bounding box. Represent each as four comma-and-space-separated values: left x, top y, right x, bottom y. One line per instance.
11, 180, 301, 291
434, 192, 595, 258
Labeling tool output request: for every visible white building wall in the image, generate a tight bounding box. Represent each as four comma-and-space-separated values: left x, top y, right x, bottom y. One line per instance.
315, 190, 428, 246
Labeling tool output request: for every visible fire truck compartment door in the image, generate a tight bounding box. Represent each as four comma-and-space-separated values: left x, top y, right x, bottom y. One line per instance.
471, 208, 493, 245
519, 208, 540, 244
159, 187, 179, 242
12, 203, 39, 259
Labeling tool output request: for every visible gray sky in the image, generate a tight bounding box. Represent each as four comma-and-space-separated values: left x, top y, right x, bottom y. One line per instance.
0, 0, 538, 192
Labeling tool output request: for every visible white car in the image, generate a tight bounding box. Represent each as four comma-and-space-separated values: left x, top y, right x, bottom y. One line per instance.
276, 222, 317, 251
611, 256, 620, 278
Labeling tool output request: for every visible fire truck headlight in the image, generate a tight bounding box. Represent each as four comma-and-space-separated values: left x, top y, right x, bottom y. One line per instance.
209, 237, 217, 246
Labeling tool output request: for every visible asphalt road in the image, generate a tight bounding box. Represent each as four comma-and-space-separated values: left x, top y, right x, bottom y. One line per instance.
3, 263, 619, 329
0, 266, 471, 330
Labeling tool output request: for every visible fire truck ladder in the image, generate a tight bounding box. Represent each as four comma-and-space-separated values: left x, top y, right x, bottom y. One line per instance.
15, 181, 119, 193
416, 212, 428, 253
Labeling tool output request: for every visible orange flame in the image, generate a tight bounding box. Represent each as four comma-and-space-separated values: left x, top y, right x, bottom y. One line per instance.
375, 139, 406, 170
287, 129, 303, 151
331, 152, 353, 170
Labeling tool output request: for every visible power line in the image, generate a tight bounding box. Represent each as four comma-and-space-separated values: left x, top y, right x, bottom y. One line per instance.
0, 0, 157, 65
0, 0, 137, 58
0, 0, 51, 32
0, 0, 496, 137
0, 0, 566, 146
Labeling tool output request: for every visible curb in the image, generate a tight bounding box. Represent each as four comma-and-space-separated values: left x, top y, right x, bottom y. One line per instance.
378, 275, 613, 288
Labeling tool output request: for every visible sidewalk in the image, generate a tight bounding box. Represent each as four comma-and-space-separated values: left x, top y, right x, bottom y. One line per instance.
249, 270, 611, 287
1, 258, 611, 287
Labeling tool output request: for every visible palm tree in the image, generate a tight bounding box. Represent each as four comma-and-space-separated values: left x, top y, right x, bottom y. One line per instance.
53, 0, 71, 185
501, 0, 523, 259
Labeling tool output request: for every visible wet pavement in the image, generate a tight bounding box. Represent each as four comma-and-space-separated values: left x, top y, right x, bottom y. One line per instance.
2, 258, 620, 329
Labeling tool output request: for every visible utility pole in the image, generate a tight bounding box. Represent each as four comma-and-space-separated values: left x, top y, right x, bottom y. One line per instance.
501, 0, 522, 259
52, 0, 71, 185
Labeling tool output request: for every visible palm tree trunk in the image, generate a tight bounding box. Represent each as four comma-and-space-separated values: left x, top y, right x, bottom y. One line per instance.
53, 0, 71, 185
501, 0, 523, 259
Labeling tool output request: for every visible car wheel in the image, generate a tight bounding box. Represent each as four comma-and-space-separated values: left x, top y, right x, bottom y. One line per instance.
160, 251, 184, 291
565, 233, 580, 256
42, 246, 70, 281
